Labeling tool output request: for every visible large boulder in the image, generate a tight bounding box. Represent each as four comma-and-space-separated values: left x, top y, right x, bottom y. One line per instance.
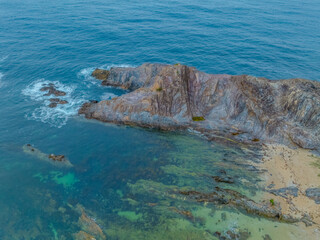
91, 68, 110, 81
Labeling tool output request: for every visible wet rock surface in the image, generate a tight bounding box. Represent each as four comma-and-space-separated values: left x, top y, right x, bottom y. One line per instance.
212, 170, 234, 184
48, 98, 68, 108
23, 144, 73, 167
92, 68, 110, 81
79, 100, 98, 115
73, 230, 96, 240
263, 234, 273, 240
48, 154, 66, 162
305, 188, 320, 204
214, 229, 250, 240
40, 83, 66, 97
80, 63, 320, 150
179, 186, 303, 224
267, 186, 299, 199
76, 205, 106, 240
212, 175, 234, 184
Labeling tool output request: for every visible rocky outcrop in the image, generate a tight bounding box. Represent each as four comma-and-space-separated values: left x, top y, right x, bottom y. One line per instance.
267, 186, 299, 199
40, 83, 66, 96
23, 144, 73, 168
179, 186, 312, 225
305, 188, 320, 204
48, 98, 68, 108
78, 212, 106, 240
74, 204, 106, 240
73, 231, 96, 240
79, 63, 320, 150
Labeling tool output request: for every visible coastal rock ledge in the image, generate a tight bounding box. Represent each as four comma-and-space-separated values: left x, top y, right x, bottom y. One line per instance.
79, 63, 320, 150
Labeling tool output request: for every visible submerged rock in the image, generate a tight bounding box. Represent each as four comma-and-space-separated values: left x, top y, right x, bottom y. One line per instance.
23, 144, 73, 167
48, 98, 68, 108
263, 234, 273, 240
180, 186, 303, 224
212, 175, 234, 184
75, 205, 106, 240
214, 229, 250, 240
49, 154, 66, 162
169, 207, 194, 220
80, 63, 320, 150
212, 170, 234, 184
73, 231, 96, 240
268, 186, 299, 199
40, 83, 66, 97
78, 212, 106, 240
305, 188, 320, 204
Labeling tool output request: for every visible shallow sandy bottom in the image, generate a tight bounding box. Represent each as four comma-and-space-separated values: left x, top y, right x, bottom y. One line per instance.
258, 144, 320, 239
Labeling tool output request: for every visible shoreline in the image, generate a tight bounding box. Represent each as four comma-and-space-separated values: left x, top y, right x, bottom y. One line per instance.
258, 144, 320, 238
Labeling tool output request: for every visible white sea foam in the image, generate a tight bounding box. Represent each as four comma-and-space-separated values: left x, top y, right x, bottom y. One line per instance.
0, 55, 8, 87
0, 55, 8, 63
78, 67, 95, 79
100, 64, 136, 70
0, 72, 4, 88
22, 79, 85, 128
100, 92, 118, 100
78, 64, 136, 87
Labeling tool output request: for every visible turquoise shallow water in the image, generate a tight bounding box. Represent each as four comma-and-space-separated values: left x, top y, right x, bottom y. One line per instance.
0, 0, 320, 239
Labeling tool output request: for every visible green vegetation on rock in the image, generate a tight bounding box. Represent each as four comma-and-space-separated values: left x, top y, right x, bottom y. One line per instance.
192, 116, 205, 121
270, 199, 275, 206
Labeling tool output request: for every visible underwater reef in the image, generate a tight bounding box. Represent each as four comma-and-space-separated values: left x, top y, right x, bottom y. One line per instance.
79, 63, 320, 150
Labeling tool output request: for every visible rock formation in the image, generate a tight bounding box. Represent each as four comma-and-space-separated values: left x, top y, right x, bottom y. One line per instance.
23, 144, 73, 168
48, 98, 68, 108
40, 83, 66, 97
79, 63, 320, 150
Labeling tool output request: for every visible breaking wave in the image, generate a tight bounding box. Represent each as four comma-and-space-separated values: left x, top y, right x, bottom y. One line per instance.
100, 92, 118, 100
22, 79, 85, 128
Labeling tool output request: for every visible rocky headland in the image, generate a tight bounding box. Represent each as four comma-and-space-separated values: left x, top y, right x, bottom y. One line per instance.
79, 63, 320, 235
79, 63, 320, 150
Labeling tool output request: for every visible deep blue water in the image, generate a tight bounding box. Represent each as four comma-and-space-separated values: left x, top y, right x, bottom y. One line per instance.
0, 0, 320, 239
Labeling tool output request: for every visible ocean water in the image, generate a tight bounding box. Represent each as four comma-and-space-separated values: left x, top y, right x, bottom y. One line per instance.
0, 0, 319, 239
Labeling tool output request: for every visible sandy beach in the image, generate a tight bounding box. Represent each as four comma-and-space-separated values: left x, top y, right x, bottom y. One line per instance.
259, 144, 320, 238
